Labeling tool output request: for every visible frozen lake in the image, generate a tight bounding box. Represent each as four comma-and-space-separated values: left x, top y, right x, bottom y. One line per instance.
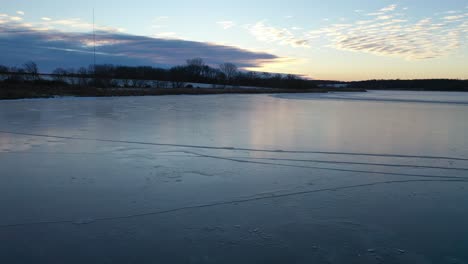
1, 91, 468, 264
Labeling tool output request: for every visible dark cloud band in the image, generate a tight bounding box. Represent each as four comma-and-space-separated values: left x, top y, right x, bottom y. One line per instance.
0, 25, 279, 71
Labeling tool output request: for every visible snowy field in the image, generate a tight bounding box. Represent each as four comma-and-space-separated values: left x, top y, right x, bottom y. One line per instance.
1, 91, 468, 264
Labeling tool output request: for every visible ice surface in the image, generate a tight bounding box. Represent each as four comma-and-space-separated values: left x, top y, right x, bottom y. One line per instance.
1, 91, 468, 263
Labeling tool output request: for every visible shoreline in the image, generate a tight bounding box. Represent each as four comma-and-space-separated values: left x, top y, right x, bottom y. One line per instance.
0, 87, 367, 100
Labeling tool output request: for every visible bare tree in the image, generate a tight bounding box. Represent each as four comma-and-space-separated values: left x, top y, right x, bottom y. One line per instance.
0, 65, 8, 73
0, 65, 8, 81
186, 58, 205, 68
7, 66, 25, 82
152, 80, 169, 89
186, 58, 205, 81
52, 68, 68, 83
262, 72, 272, 79
23, 61, 39, 81
77, 67, 89, 87
65, 68, 78, 86
219, 63, 238, 85
132, 79, 146, 88
169, 66, 187, 88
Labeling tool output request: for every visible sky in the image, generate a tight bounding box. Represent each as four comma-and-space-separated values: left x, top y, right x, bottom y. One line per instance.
0, 0, 467, 81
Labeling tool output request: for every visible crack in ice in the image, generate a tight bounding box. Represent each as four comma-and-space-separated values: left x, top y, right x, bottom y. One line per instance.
0, 130, 467, 161
178, 151, 468, 180
1, 179, 467, 228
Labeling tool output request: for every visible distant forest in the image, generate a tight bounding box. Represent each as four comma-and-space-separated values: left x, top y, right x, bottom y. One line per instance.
346, 79, 468, 91
0, 59, 317, 90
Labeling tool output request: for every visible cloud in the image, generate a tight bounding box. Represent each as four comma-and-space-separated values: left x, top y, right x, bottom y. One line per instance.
16, 11, 25, 16
46, 18, 101, 30
0, 14, 126, 32
306, 5, 468, 60
377, 15, 393, 20
217, 21, 236, 30
152, 32, 178, 39
380, 4, 397, 12
0, 20, 280, 72
366, 5, 397, 17
444, 15, 465, 21
10, 16, 23, 21
367, 12, 384, 16
248, 21, 310, 48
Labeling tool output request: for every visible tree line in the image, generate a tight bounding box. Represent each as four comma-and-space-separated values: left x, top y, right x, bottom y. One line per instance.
2, 61, 465, 91
0, 59, 318, 90
347, 79, 468, 91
